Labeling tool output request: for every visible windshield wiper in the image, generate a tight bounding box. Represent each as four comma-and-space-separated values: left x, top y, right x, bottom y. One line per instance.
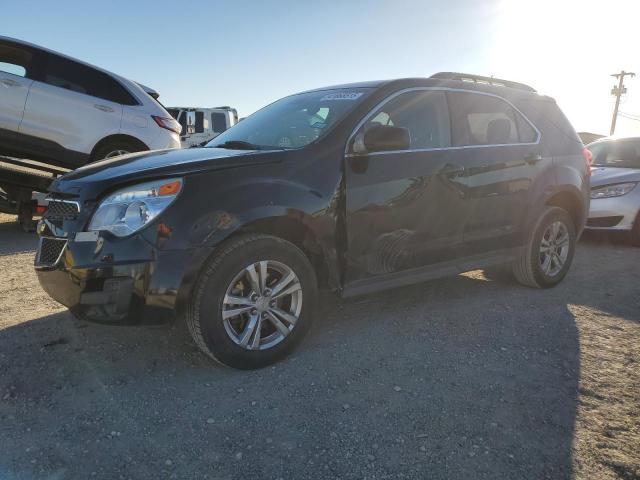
211, 140, 265, 150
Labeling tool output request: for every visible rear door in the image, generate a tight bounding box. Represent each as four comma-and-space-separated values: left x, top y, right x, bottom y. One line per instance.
344, 89, 467, 283
19, 53, 125, 163
0, 41, 34, 132
445, 90, 546, 256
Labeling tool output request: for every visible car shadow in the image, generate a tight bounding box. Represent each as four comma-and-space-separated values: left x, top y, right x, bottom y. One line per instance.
0, 239, 637, 479
580, 228, 638, 248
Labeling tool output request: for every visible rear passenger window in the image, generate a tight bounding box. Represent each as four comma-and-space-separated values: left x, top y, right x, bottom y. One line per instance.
365, 90, 451, 149
448, 92, 537, 146
515, 110, 537, 143
0, 43, 33, 78
0, 61, 26, 77
40, 55, 138, 105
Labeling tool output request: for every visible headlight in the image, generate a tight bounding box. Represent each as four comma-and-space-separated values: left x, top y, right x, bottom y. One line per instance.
88, 178, 182, 236
590, 182, 637, 199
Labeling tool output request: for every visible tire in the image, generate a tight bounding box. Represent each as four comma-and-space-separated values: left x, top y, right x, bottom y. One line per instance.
186, 234, 318, 369
631, 212, 640, 247
513, 206, 576, 288
18, 202, 35, 232
91, 139, 146, 161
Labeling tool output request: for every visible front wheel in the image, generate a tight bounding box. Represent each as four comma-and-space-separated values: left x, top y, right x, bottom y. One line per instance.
513, 206, 576, 288
186, 234, 318, 369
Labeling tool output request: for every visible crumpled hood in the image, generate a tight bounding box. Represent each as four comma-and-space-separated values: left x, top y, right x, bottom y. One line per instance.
49, 147, 283, 198
591, 166, 640, 187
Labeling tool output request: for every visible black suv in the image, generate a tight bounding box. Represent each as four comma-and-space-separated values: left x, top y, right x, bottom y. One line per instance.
35, 73, 590, 369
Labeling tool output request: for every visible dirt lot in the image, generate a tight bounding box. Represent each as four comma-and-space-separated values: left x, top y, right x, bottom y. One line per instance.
0, 212, 638, 479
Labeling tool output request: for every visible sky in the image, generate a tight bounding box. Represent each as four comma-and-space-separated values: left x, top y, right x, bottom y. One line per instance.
3, 0, 640, 136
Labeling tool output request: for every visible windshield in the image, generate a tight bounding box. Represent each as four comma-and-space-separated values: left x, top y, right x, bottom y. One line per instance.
207, 88, 372, 149
589, 139, 640, 168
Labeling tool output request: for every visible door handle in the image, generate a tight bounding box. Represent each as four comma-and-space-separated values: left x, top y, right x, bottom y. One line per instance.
94, 104, 115, 113
0, 78, 20, 87
525, 153, 543, 165
439, 165, 465, 177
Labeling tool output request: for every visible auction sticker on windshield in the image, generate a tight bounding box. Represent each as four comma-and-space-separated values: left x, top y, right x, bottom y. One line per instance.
320, 92, 364, 101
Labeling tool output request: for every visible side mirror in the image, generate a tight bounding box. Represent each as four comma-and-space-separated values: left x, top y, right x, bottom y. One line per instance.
353, 125, 410, 154
185, 111, 196, 135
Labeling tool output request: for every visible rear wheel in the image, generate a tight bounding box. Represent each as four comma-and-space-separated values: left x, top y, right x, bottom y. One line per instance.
186, 234, 317, 369
513, 206, 576, 288
91, 139, 146, 161
17, 202, 35, 232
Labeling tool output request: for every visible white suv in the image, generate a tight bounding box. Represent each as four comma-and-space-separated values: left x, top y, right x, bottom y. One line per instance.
0, 36, 181, 167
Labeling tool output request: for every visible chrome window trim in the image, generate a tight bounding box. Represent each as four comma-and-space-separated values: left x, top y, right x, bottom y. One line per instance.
46, 198, 81, 213
345, 86, 541, 157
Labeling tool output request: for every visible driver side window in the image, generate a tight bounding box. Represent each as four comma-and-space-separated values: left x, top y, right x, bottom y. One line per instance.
364, 90, 451, 149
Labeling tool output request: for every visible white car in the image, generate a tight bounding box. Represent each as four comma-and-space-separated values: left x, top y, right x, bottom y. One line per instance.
587, 137, 640, 244
0, 36, 181, 168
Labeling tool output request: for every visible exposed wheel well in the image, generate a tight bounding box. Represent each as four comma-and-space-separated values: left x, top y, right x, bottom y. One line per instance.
235, 217, 330, 287
175, 216, 333, 324
545, 191, 583, 230
90, 134, 148, 160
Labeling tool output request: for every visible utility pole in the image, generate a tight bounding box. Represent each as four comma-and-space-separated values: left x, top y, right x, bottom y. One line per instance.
610, 70, 635, 135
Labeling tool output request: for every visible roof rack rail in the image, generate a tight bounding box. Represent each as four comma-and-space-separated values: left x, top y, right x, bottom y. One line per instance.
430, 72, 536, 93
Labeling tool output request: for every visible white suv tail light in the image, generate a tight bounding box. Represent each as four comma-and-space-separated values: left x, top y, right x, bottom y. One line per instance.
152, 115, 181, 134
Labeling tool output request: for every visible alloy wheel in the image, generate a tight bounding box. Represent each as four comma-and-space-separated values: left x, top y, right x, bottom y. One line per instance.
104, 149, 130, 159
539, 221, 570, 277
222, 260, 303, 351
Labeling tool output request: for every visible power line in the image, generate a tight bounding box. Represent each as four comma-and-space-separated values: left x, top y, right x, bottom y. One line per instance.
619, 111, 640, 119
618, 112, 640, 122
610, 70, 635, 135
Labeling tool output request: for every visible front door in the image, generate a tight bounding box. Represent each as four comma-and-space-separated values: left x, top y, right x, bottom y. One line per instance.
344, 89, 467, 284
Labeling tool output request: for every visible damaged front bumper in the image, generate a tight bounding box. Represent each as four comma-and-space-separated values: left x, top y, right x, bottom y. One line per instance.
35, 229, 200, 325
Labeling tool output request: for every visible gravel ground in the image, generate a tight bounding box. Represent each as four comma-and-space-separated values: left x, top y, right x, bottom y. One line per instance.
0, 213, 638, 480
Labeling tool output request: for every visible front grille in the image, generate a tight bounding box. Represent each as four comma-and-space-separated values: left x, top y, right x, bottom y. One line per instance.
44, 200, 80, 228
587, 216, 624, 228
36, 237, 67, 266
46, 200, 79, 217
45, 199, 79, 217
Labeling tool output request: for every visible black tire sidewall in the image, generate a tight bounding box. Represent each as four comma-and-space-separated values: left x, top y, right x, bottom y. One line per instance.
632, 212, 640, 246
529, 208, 576, 287
193, 237, 317, 369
